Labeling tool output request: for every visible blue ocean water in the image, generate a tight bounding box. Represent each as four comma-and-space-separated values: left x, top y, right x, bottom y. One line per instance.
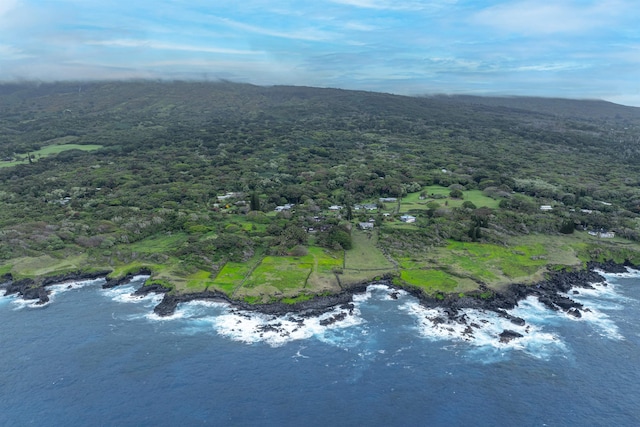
1, 272, 639, 426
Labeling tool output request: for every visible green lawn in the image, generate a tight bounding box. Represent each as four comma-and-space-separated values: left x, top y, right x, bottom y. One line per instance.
399, 185, 501, 212
242, 256, 313, 294
1, 144, 103, 168
6, 254, 90, 278
212, 252, 265, 294
126, 233, 188, 254
345, 230, 395, 270
342, 230, 397, 284
399, 269, 459, 292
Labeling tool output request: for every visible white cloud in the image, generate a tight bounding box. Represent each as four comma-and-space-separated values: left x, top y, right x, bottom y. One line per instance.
472, 0, 628, 35
0, 0, 19, 16
0, 43, 31, 60
212, 16, 336, 42
328, 0, 428, 11
86, 39, 260, 55
512, 62, 588, 72
344, 21, 379, 31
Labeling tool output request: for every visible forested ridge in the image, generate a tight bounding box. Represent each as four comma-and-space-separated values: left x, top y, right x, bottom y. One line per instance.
2, 81, 640, 301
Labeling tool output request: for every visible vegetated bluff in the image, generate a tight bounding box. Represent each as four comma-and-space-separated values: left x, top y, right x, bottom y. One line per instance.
1, 81, 640, 302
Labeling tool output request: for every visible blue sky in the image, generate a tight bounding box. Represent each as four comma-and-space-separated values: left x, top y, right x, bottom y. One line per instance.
1, 0, 639, 105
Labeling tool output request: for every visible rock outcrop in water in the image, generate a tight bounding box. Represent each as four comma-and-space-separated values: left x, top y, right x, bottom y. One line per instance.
418, 269, 609, 326
102, 268, 152, 289
499, 329, 524, 343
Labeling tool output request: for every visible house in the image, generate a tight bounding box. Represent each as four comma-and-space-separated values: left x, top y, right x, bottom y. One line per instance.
274, 203, 294, 212
328, 205, 343, 211
358, 222, 374, 230
379, 197, 397, 203
217, 192, 242, 201
540, 205, 553, 211
400, 215, 416, 223
588, 230, 615, 238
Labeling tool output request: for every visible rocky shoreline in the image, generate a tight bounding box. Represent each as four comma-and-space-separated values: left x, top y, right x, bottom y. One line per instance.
1, 270, 112, 305
1, 261, 636, 332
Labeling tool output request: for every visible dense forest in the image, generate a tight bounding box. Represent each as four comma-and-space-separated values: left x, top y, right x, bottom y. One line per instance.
2, 81, 640, 301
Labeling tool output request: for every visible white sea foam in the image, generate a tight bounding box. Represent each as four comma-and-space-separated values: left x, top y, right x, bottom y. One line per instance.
203, 284, 403, 347
555, 283, 626, 340
593, 267, 640, 279
146, 309, 188, 321
567, 281, 623, 301
95, 277, 634, 353
46, 278, 106, 298
101, 285, 164, 307
128, 274, 151, 283
10, 297, 47, 310
9, 278, 106, 310
399, 298, 567, 360
510, 292, 625, 342
213, 304, 364, 347
513, 288, 625, 341
0, 291, 18, 306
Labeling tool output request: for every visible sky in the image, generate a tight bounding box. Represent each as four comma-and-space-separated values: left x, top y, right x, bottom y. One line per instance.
1, 0, 639, 106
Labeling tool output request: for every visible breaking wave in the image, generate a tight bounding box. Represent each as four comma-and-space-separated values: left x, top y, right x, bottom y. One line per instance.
10, 278, 106, 310
94, 276, 637, 358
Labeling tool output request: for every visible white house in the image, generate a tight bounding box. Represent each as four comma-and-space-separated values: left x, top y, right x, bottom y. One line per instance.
540, 205, 553, 211
217, 192, 242, 201
328, 205, 343, 211
588, 230, 615, 238
400, 215, 416, 223
274, 203, 294, 212
358, 222, 374, 230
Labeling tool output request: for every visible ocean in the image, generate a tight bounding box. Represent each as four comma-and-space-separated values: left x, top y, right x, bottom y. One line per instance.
1, 271, 639, 426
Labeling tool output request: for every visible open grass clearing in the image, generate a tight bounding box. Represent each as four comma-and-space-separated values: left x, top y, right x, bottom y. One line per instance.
233, 246, 344, 300
212, 252, 265, 295
340, 230, 396, 286
8, 253, 90, 278
126, 233, 188, 254
398, 269, 478, 293
345, 230, 395, 271
184, 270, 215, 291
0, 144, 103, 168
399, 186, 500, 212
243, 256, 313, 291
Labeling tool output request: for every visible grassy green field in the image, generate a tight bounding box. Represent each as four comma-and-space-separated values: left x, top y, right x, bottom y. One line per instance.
6, 254, 90, 278
399, 269, 462, 293
226, 246, 344, 302
342, 230, 397, 284
399, 185, 501, 212
126, 233, 188, 254
212, 252, 265, 294
395, 234, 601, 292
0, 143, 104, 168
